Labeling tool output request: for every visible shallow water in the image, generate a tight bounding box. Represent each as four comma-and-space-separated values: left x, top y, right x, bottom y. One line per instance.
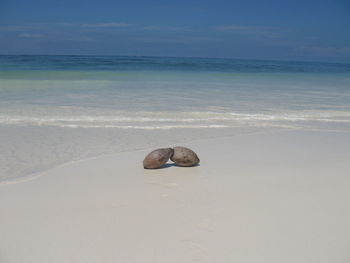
1, 55, 350, 182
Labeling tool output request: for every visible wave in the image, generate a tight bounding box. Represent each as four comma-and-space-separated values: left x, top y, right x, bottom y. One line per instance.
1, 110, 350, 129
41, 124, 230, 129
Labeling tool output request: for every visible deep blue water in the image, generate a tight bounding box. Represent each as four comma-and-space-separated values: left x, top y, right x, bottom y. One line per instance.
1, 55, 350, 73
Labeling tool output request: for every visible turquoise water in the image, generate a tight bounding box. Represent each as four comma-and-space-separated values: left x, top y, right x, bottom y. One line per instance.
0, 55, 350, 130
0, 55, 350, 182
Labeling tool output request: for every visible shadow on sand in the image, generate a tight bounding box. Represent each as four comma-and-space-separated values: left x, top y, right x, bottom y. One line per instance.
158, 163, 201, 169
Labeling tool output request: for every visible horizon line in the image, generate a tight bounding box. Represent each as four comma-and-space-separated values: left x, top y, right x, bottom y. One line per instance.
1, 53, 350, 65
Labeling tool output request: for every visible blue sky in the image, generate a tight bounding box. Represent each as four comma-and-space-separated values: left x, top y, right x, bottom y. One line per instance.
0, 0, 349, 62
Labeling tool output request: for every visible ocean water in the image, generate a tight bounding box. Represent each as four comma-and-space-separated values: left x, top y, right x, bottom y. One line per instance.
1, 55, 350, 182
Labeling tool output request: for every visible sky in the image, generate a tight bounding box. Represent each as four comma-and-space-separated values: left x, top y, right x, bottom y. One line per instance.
0, 0, 349, 62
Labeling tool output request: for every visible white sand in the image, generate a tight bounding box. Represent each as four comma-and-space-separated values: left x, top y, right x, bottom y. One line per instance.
1, 130, 350, 263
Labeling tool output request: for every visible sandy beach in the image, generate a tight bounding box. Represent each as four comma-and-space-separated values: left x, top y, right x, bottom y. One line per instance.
2, 0, 350, 261
1, 130, 349, 263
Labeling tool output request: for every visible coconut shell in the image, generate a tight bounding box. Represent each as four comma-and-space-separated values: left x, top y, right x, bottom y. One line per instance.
143, 148, 174, 169
170, 146, 200, 167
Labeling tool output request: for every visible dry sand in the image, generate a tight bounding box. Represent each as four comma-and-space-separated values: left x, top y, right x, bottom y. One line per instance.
1, 130, 350, 263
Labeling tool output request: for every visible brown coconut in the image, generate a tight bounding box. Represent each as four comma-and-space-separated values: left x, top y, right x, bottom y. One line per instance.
143, 148, 174, 169
170, 146, 200, 167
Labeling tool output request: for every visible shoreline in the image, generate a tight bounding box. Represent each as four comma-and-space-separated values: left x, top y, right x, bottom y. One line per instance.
2, 127, 341, 186
0, 127, 349, 186
0, 126, 289, 186
1, 130, 349, 262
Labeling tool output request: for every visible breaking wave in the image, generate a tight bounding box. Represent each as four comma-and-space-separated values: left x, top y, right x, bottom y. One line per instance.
1, 110, 350, 129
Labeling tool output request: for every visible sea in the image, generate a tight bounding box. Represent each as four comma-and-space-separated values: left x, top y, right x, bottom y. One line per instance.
1, 55, 350, 183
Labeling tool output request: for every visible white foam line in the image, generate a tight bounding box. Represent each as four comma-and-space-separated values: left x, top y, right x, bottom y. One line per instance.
1, 111, 350, 127
0, 116, 234, 123
45, 124, 231, 129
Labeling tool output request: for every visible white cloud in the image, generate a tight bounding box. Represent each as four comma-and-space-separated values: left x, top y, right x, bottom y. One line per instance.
137, 35, 214, 44
143, 25, 190, 31
66, 36, 95, 42
296, 46, 350, 57
18, 33, 45, 38
82, 22, 131, 28
212, 25, 281, 39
